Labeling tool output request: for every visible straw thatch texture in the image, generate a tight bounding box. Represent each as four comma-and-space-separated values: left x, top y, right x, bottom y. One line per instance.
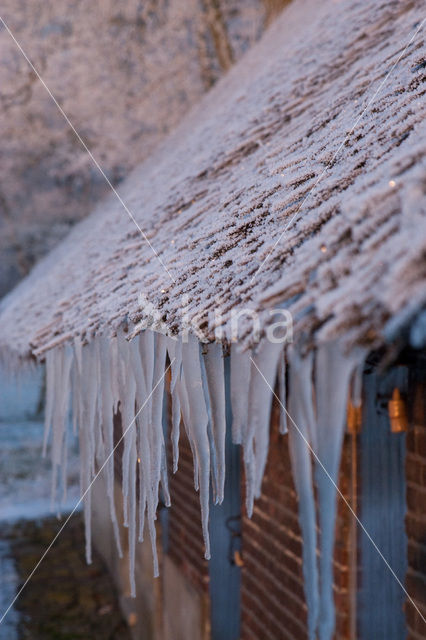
0, 0, 425, 363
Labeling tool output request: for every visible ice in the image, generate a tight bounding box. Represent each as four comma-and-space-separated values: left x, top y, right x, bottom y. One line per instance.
278, 352, 288, 434
151, 334, 170, 509
38, 326, 362, 633
50, 344, 73, 507
166, 338, 182, 473
247, 340, 283, 507
314, 341, 364, 640
202, 342, 226, 504
287, 346, 319, 640
98, 335, 122, 557
109, 336, 121, 413
176, 367, 199, 490
129, 335, 148, 541
128, 432, 137, 597
42, 348, 55, 456
230, 343, 251, 444
79, 339, 99, 564
116, 331, 137, 529
181, 333, 211, 559
351, 362, 363, 408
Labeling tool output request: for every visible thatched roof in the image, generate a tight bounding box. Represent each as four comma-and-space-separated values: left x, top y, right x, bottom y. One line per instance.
1, 0, 425, 363
0, 0, 273, 298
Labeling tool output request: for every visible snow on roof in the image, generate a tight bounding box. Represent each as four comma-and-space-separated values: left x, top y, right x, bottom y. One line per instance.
0, 0, 425, 365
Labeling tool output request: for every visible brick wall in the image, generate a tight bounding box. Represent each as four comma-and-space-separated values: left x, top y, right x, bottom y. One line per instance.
167, 429, 210, 595
109, 356, 426, 640
406, 359, 426, 640
240, 399, 353, 640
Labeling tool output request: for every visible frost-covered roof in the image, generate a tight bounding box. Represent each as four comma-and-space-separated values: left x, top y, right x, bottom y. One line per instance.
0, 0, 425, 364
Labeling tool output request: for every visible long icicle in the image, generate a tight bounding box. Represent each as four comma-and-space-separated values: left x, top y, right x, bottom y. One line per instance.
133, 334, 159, 575
129, 335, 148, 542
313, 341, 365, 640
116, 331, 136, 529
128, 422, 137, 597
181, 333, 211, 559
73, 337, 98, 565
202, 342, 226, 504
151, 333, 170, 509
40, 325, 365, 638
176, 370, 199, 491
49, 346, 64, 508
50, 344, 73, 508
230, 343, 251, 444
278, 351, 288, 435
98, 335, 123, 557
287, 346, 319, 640
249, 340, 283, 504
43, 348, 56, 456
167, 337, 182, 473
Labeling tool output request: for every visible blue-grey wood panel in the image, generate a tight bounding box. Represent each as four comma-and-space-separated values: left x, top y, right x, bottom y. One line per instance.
209, 357, 241, 640
359, 367, 407, 640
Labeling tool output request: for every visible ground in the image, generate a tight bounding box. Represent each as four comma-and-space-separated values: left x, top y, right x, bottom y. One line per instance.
2, 515, 131, 640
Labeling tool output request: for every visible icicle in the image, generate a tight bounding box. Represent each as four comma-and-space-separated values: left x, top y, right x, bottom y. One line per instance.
128, 422, 137, 597
139, 331, 155, 498
79, 339, 98, 565
243, 438, 256, 518
50, 344, 73, 508
199, 358, 218, 504
93, 343, 105, 468
99, 335, 122, 557
61, 429, 69, 504
78, 417, 93, 565
71, 358, 79, 436
43, 349, 56, 456
167, 337, 182, 473
246, 340, 283, 508
116, 332, 137, 529
112, 330, 141, 577
278, 352, 288, 434
171, 390, 181, 474
49, 348, 63, 508
207, 414, 219, 504
313, 342, 365, 640
131, 332, 159, 575
230, 343, 251, 444
71, 336, 83, 438
86, 341, 98, 478
181, 334, 211, 559
351, 361, 363, 408
151, 333, 170, 509
176, 372, 199, 491
287, 346, 319, 640
129, 335, 148, 540
70, 337, 92, 562
139, 329, 154, 414
109, 336, 121, 414
202, 342, 226, 504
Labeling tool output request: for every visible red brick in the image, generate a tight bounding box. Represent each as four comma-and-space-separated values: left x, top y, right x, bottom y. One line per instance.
405, 376, 426, 640
241, 407, 353, 639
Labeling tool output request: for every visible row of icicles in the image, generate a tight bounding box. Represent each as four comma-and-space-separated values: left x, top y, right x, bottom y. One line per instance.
43, 328, 364, 640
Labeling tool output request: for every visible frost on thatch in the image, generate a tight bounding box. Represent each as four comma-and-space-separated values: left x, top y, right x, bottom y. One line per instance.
0, 0, 425, 638
0, 0, 271, 298
0, 0, 425, 362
